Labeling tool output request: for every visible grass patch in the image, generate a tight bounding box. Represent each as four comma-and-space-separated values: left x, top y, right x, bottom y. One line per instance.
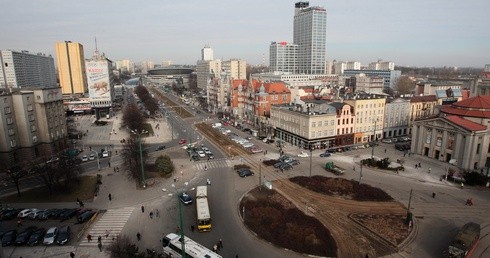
1, 175, 98, 203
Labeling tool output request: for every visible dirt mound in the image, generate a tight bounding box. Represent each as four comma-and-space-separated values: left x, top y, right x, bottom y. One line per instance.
290, 176, 394, 201
240, 187, 337, 257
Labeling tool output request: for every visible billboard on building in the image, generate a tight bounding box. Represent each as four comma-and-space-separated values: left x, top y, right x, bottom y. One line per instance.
86, 60, 111, 102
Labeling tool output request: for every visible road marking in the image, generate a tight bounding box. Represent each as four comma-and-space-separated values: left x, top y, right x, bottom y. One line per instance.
193, 159, 231, 170
79, 207, 134, 246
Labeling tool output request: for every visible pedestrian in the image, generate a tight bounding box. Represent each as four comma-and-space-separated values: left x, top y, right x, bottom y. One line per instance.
174, 176, 177, 182
116, 167, 119, 172
141, 206, 145, 213
415, 164, 418, 169
108, 193, 112, 201
428, 167, 431, 174
216, 241, 221, 251
17, 218, 22, 227
76, 197, 80, 206
136, 232, 141, 241
432, 192, 436, 198
265, 150, 268, 155
461, 182, 464, 189
105, 230, 110, 238
98, 236, 102, 243
218, 239, 223, 249
191, 225, 195, 232
87, 234, 92, 242
108, 162, 111, 168
79, 201, 84, 207
156, 209, 160, 217
213, 244, 218, 252
149, 211, 154, 219
418, 162, 421, 168
384, 148, 386, 153
70, 252, 75, 258
98, 242, 102, 252
113, 167, 116, 173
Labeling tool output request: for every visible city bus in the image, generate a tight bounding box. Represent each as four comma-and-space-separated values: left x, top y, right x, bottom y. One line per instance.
196, 186, 211, 231
162, 232, 222, 258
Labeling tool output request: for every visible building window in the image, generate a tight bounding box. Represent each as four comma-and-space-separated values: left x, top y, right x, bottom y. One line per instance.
6, 117, 13, 125
10, 139, 17, 148
27, 104, 33, 111
477, 144, 480, 154
312, 122, 316, 127
8, 128, 15, 136
31, 124, 36, 132
4, 107, 11, 114
32, 135, 38, 143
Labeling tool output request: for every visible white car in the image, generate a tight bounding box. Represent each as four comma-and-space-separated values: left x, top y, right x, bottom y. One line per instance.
43, 227, 58, 245
89, 154, 95, 160
17, 209, 32, 218
197, 151, 206, 158
102, 151, 109, 158
297, 151, 310, 158
81, 155, 88, 162
242, 142, 254, 148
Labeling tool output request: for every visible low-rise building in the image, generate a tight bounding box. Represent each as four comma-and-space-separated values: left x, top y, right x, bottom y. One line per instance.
384, 98, 410, 138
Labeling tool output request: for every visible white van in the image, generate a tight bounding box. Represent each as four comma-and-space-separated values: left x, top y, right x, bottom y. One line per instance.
212, 123, 222, 128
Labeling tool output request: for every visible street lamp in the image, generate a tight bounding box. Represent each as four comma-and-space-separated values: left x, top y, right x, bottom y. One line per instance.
91, 150, 101, 171
131, 129, 148, 188
309, 144, 313, 177
371, 118, 378, 159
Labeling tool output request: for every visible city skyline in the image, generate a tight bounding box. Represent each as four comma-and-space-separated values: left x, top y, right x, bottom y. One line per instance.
0, 0, 488, 68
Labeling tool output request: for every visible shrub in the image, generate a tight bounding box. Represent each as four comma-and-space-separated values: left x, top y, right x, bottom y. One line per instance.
464, 171, 489, 186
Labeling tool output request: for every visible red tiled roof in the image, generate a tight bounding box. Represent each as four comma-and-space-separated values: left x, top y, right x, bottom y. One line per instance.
441, 95, 490, 118
265, 82, 289, 94
232, 79, 248, 90
445, 115, 487, 131
410, 95, 437, 103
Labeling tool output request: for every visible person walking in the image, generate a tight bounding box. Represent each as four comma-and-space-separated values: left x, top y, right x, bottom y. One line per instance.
141, 206, 145, 213
17, 218, 22, 227
432, 192, 436, 198
97, 236, 102, 243
149, 211, 154, 219
218, 239, 223, 249
191, 225, 195, 232
136, 232, 141, 241
461, 182, 464, 189
108, 193, 112, 201
87, 234, 92, 242
156, 209, 160, 218
70, 252, 75, 258
108, 162, 111, 168
428, 167, 431, 174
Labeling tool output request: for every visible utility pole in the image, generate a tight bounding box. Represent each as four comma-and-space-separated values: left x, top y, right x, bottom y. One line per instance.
178, 196, 186, 257
309, 145, 313, 177
259, 160, 262, 189
406, 189, 413, 224
359, 163, 363, 183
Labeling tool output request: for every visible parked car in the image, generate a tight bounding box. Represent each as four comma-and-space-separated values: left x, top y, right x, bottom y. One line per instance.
249, 146, 263, 153
59, 208, 79, 221
56, 226, 70, 245
381, 138, 393, 143
89, 154, 96, 161
15, 226, 36, 246
196, 151, 206, 158
320, 151, 331, 157
241, 142, 254, 148
37, 209, 53, 220
237, 168, 254, 177
28, 209, 43, 220
81, 155, 88, 162
178, 139, 187, 145
17, 209, 32, 218
156, 145, 166, 151
179, 192, 193, 205
77, 210, 96, 224
1, 209, 21, 220
43, 227, 58, 245
102, 151, 109, 158
273, 161, 285, 168
46, 156, 60, 164
27, 228, 45, 246
297, 151, 309, 158
2, 230, 17, 246
207, 153, 215, 159
279, 163, 293, 171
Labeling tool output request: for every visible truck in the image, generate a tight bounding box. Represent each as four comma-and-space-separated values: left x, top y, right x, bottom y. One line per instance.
447, 222, 480, 258
325, 161, 345, 175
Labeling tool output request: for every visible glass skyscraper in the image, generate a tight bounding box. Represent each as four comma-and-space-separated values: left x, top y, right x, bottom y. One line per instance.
293, 2, 327, 75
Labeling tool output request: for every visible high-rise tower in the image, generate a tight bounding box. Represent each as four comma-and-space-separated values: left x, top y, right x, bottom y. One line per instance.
55, 41, 87, 96
293, 2, 327, 74
201, 44, 214, 61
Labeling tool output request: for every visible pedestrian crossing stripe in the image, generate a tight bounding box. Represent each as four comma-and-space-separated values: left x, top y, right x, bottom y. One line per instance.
193, 160, 232, 170
79, 207, 134, 247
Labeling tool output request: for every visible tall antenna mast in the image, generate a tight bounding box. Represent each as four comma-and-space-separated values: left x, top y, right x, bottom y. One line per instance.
94, 36, 99, 56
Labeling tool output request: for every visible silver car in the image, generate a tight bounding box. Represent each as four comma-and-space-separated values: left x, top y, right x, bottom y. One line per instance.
43, 227, 58, 245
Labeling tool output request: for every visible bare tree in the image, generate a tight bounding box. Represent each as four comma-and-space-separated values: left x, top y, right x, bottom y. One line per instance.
121, 135, 148, 185
122, 103, 146, 132
2, 165, 27, 197
394, 76, 416, 95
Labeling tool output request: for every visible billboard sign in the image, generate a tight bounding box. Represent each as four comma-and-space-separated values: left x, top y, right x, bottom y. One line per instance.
86, 60, 111, 102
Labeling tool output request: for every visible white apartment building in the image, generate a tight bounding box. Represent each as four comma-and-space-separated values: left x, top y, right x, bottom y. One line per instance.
354, 74, 384, 94
196, 59, 221, 90
269, 41, 298, 73
201, 45, 214, 61
0, 50, 57, 89
115, 59, 135, 74
383, 98, 410, 138
222, 59, 246, 80
293, 2, 327, 74
333, 61, 361, 75
368, 61, 395, 71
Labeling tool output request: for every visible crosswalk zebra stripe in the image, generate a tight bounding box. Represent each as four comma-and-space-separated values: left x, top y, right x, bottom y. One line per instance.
79, 207, 134, 247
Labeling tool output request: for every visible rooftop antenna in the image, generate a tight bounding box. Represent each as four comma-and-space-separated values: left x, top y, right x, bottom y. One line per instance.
94, 36, 99, 56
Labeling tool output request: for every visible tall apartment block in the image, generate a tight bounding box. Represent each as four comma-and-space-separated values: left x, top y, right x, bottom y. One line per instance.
55, 41, 88, 96
0, 87, 66, 166
293, 2, 327, 74
269, 41, 298, 73
0, 50, 57, 89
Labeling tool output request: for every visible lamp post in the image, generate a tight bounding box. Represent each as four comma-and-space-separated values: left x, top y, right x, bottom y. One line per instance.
131, 129, 148, 188
309, 144, 313, 177
91, 150, 101, 171
371, 119, 378, 159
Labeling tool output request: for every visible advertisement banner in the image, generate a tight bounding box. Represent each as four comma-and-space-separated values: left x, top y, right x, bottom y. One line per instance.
86, 60, 111, 102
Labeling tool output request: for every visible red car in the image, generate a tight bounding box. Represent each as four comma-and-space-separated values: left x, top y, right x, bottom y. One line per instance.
179, 139, 187, 145
222, 121, 229, 126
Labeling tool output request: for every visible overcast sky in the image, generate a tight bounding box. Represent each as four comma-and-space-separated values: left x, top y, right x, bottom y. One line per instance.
1, 0, 488, 67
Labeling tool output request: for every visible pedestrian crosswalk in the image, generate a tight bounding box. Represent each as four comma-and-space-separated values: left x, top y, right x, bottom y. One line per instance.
193, 159, 232, 171
79, 207, 134, 247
